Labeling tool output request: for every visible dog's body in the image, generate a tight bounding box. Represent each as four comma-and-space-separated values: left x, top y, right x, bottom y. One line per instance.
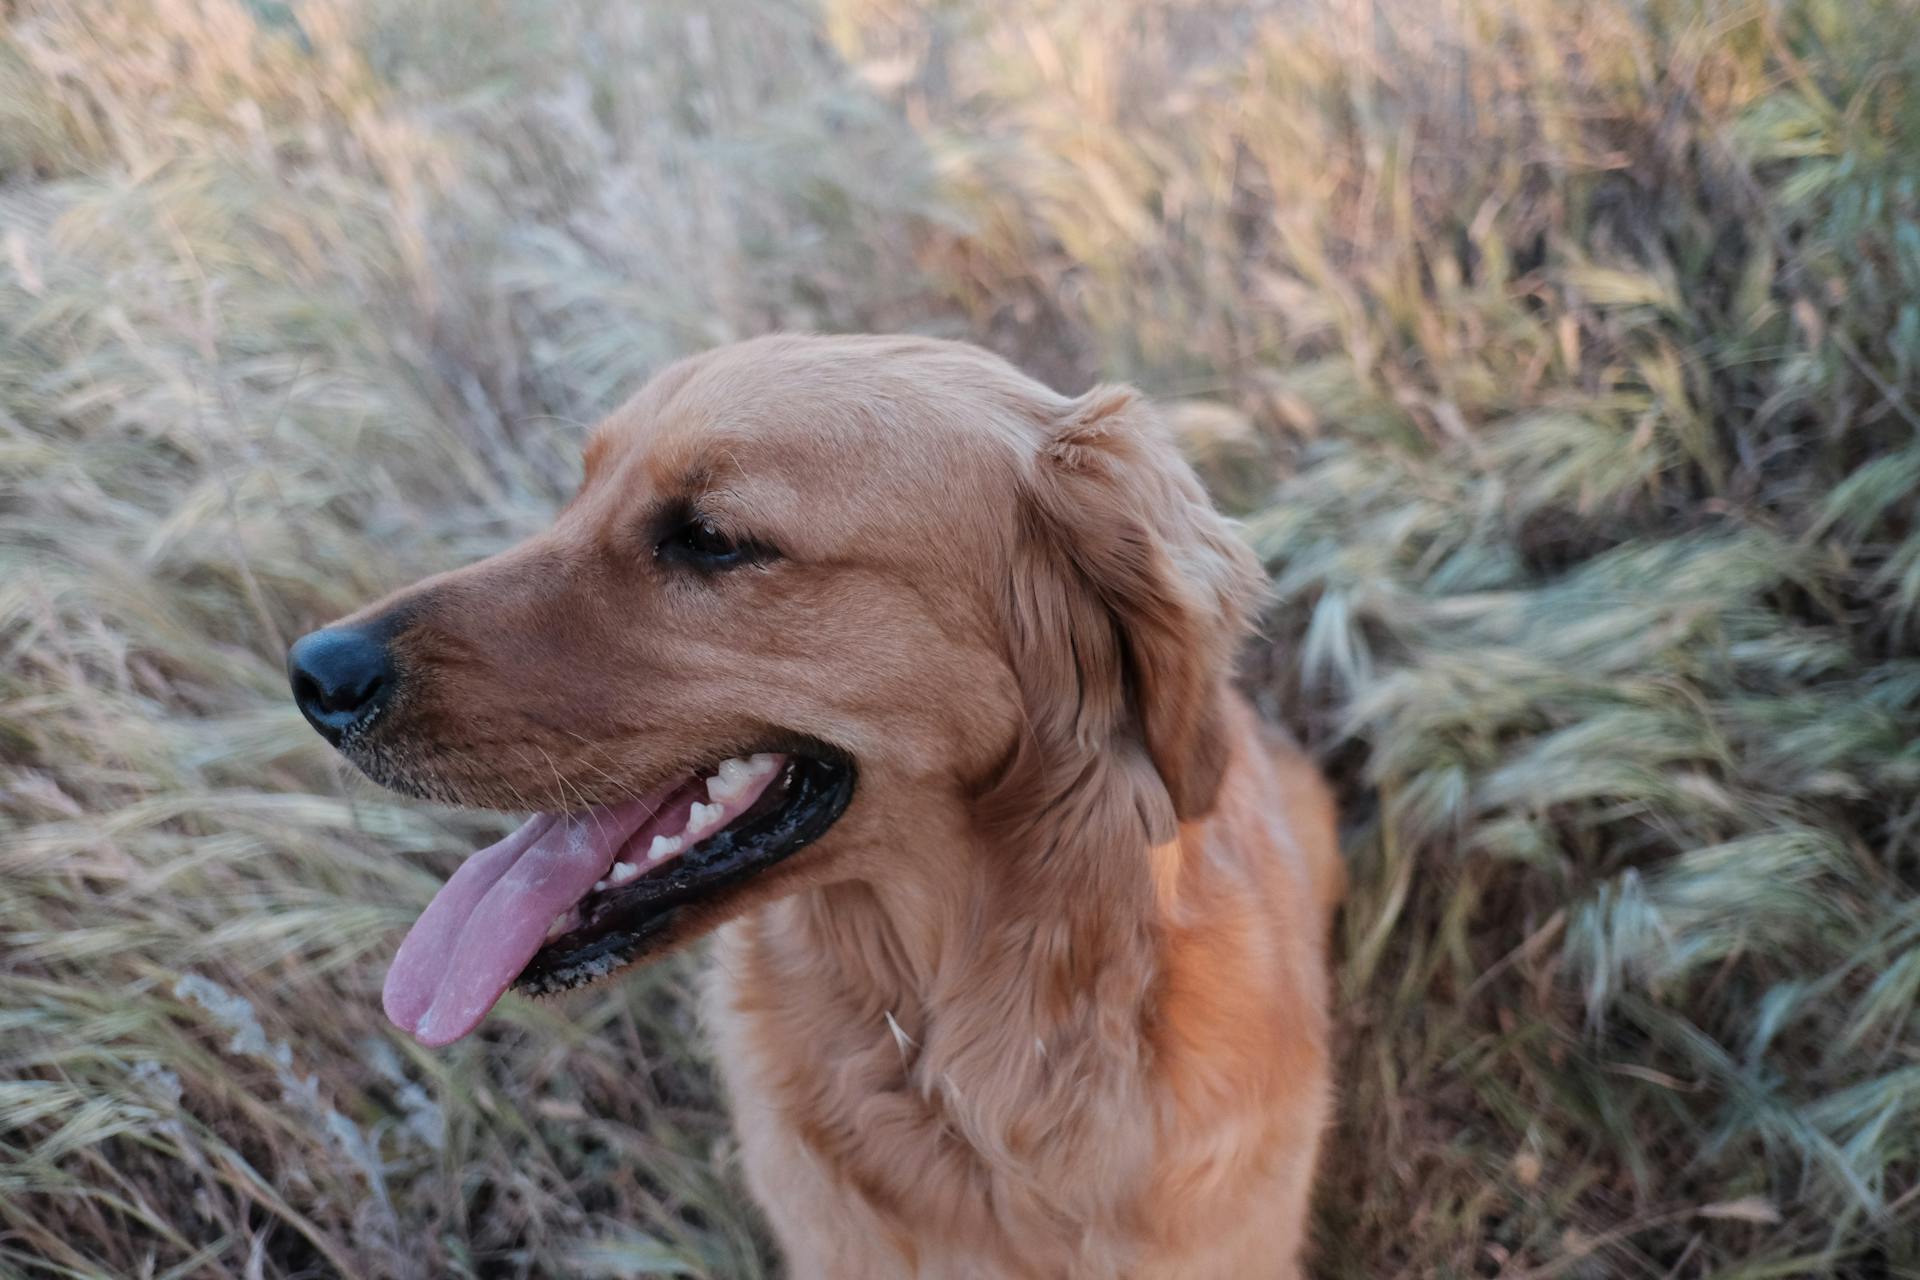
709, 701, 1338, 1277
288, 335, 1340, 1278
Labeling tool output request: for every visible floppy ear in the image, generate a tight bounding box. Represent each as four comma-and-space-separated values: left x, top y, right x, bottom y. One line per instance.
1002, 385, 1265, 832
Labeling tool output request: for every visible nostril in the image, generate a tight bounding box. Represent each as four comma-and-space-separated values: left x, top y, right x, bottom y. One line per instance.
317, 671, 381, 716
291, 669, 325, 712
336, 673, 383, 715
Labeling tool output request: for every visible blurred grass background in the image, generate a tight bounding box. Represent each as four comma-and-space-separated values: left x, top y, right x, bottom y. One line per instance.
3, 0, 1917, 1275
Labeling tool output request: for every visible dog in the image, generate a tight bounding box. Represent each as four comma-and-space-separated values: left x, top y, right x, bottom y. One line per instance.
287, 334, 1342, 1278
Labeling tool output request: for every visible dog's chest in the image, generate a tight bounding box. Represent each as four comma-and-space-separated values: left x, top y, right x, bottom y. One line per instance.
703, 921, 1157, 1276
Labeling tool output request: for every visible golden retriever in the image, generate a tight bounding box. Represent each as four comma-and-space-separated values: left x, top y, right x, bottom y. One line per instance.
287, 334, 1342, 1278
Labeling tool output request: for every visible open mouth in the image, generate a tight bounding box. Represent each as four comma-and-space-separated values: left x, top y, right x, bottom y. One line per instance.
381, 748, 855, 1046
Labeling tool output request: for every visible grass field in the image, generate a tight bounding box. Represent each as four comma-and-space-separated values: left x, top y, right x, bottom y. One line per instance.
4, 0, 1918, 1275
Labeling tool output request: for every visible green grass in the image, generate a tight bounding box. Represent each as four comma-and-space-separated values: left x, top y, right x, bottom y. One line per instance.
2, 0, 1916, 1275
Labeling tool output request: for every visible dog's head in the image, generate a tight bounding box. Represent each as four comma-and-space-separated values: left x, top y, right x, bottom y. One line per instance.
289, 335, 1260, 1045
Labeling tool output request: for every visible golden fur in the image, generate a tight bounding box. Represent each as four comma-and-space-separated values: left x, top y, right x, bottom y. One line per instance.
332, 334, 1342, 1277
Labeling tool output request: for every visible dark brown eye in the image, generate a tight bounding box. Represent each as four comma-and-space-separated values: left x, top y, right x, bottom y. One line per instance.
658, 516, 751, 569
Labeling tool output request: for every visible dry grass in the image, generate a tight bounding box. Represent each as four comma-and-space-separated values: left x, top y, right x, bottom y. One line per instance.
3, 0, 1916, 1276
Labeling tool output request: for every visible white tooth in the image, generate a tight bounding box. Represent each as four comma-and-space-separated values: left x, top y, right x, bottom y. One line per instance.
609, 860, 640, 885
647, 834, 683, 862
546, 910, 574, 939
747, 753, 780, 776
708, 758, 751, 802
592, 879, 609, 893
687, 801, 723, 837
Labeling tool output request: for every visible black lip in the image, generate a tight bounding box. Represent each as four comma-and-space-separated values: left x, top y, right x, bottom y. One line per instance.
512, 753, 856, 995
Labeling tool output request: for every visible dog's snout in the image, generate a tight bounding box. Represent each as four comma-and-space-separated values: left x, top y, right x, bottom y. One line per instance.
288, 626, 396, 744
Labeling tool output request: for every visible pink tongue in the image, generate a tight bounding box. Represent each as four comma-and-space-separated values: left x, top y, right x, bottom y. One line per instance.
382, 795, 666, 1046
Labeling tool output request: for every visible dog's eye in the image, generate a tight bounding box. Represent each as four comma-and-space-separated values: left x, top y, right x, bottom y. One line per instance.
658, 517, 752, 570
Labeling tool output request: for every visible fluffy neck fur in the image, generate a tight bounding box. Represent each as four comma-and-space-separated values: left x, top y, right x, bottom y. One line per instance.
716, 746, 1182, 1273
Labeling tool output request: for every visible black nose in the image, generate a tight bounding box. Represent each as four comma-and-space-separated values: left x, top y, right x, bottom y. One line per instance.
288, 626, 396, 745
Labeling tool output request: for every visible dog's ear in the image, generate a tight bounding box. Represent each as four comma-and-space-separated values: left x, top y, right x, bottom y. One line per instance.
1003, 385, 1265, 831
